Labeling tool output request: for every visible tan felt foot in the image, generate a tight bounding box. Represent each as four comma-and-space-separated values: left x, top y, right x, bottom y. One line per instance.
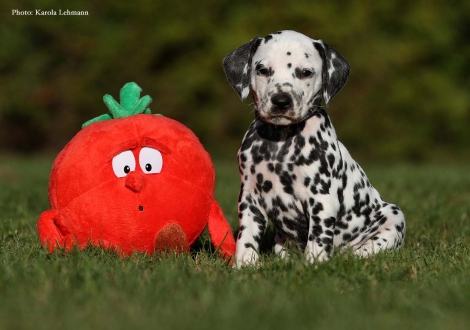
154, 223, 190, 253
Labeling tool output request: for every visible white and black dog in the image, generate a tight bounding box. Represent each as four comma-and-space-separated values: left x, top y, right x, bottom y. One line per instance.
222, 30, 405, 267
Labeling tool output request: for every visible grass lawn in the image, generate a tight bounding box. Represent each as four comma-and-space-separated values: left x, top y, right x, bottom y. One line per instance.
0, 155, 469, 330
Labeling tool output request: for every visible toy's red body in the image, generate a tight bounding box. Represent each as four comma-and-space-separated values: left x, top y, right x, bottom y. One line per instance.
37, 114, 235, 260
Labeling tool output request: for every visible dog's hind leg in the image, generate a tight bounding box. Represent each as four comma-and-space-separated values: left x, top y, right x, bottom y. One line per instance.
353, 204, 406, 257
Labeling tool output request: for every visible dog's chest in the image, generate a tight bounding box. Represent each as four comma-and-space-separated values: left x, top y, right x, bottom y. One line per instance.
238, 115, 338, 242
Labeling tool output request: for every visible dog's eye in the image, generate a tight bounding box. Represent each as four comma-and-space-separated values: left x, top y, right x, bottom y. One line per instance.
295, 68, 314, 79
301, 69, 314, 78
256, 67, 270, 77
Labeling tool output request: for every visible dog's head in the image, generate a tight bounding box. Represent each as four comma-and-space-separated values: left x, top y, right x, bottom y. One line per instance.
223, 30, 350, 125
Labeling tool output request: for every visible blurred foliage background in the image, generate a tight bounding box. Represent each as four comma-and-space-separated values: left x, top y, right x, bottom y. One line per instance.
0, 0, 469, 162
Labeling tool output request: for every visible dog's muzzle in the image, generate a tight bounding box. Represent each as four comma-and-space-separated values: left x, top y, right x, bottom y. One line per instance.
261, 92, 298, 125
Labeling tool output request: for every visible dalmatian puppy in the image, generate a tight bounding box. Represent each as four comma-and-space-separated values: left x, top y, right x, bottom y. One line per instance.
222, 30, 405, 267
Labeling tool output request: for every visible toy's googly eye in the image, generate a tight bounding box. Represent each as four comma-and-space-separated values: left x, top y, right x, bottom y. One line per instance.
112, 150, 136, 178
139, 147, 163, 174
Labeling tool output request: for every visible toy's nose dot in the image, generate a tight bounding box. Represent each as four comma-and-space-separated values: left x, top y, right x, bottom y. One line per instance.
139, 205, 144, 212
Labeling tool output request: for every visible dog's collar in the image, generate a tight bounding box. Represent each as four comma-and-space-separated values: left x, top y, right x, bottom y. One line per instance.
253, 107, 330, 142
303, 106, 322, 121
254, 119, 306, 141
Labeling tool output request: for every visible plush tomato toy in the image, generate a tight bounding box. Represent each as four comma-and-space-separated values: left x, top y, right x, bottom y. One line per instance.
37, 82, 235, 261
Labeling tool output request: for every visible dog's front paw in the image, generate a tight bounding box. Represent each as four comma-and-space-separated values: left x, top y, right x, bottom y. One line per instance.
305, 251, 329, 264
234, 247, 259, 269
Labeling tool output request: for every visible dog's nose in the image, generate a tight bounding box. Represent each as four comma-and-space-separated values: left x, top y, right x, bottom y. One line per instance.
271, 93, 293, 112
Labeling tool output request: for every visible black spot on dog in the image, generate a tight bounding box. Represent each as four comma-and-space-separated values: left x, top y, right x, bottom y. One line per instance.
274, 163, 283, 175
320, 179, 331, 194
304, 176, 311, 187
280, 171, 294, 195
295, 135, 306, 149
267, 163, 275, 172
238, 184, 244, 203
313, 225, 323, 236
262, 180, 273, 193
327, 154, 335, 167
379, 216, 388, 225
322, 236, 332, 245
250, 164, 256, 174
312, 202, 324, 215
324, 217, 335, 228
313, 173, 321, 185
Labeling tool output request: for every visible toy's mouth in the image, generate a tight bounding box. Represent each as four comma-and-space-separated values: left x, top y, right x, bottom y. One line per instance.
139, 205, 144, 212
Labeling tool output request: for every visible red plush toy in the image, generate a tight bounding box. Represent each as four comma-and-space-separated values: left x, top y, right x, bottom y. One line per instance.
37, 82, 235, 261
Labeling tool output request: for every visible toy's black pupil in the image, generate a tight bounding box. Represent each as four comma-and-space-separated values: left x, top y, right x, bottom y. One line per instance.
145, 163, 152, 172
124, 165, 130, 174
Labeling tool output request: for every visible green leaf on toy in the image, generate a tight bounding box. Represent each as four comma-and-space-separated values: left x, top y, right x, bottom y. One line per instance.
82, 82, 153, 128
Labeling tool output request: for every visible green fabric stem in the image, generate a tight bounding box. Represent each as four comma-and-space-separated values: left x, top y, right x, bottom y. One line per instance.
82, 82, 153, 128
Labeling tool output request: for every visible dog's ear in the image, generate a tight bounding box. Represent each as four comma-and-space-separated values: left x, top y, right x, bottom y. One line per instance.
222, 37, 262, 100
313, 40, 350, 105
